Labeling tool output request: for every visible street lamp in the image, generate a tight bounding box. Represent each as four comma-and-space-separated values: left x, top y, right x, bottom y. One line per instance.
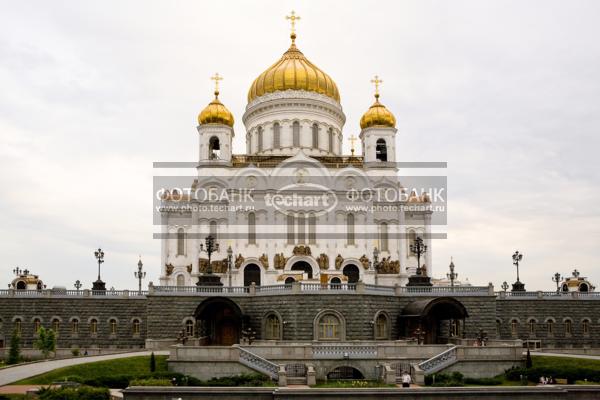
93, 248, 106, 291
74, 280, 82, 293
372, 247, 380, 272
12, 267, 22, 276
227, 245, 233, 288
447, 258, 458, 291
551, 272, 562, 294
134, 257, 146, 294
511, 250, 525, 292
501, 281, 509, 292
196, 235, 223, 287
409, 237, 427, 276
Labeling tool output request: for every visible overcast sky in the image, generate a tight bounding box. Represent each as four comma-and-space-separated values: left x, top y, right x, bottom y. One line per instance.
1, 0, 599, 291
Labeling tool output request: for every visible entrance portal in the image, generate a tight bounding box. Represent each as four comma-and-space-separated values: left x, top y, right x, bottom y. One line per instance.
291, 261, 313, 279
244, 264, 261, 287
343, 264, 360, 284
195, 298, 242, 345
400, 297, 468, 344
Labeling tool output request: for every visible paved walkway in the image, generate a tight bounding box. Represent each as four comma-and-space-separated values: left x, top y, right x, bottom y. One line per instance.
531, 352, 600, 360
0, 351, 169, 386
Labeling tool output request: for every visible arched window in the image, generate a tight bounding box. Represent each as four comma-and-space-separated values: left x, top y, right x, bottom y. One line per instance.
14, 318, 22, 336
312, 123, 319, 148
264, 313, 281, 340
376, 139, 387, 161
52, 318, 60, 336
565, 320, 572, 335
380, 222, 389, 251
330, 277, 342, 288
343, 264, 360, 284
346, 214, 355, 245
16, 281, 26, 290
209, 220, 218, 240
132, 319, 141, 335
287, 214, 295, 244
408, 230, 416, 252
510, 319, 518, 336
580, 283, 589, 292
71, 319, 79, 335
209, 136, 220, 160
177, 228, 185, 256
176, 274, 185, 287
33, 318, 41, 334
298, 212, 306, 244
528, 319, 536, 335
284, 277, 295, 285
185, 320, 194, 337
293, 121, 300, 147
496, 320, 501, 337
582, 319, 590, 335
109, 319, 117, 335
308, 213, 316, 244
328, 128, 334, 152
562, 283, 568, 292
90, 319, 98, 335
547, 320, 554, 335
318, 314, 342, 340
273, 123, 281, 148
248, 212, 256, 244
375, 313, 389, 339
257, 127, 264, 152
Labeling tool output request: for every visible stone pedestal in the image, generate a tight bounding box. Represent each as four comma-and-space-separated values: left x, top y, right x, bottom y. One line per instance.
92, 279, 106, 291
511, 280, 526, 292
406, 274, 433, 287
196, 274, 223, 287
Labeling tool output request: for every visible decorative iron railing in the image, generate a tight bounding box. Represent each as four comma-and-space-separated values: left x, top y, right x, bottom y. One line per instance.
417, 346, 458, 374
313, 344, 377, 359
238, 346, 279, 380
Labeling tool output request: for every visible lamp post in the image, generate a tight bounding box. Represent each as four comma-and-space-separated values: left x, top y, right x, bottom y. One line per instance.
93, 248, 106, 291
74, 280, 82, 293
511, 250, 525, 292
410, 237, 427, 276
552, 272, 562, 294
447, 258, 458, 291
196, 235, 223, 287
372, 247, 380, 272
12, 267, 22, 276
134, 257, 146, 294
501, 281, 509, 292
227, 245, 233, 288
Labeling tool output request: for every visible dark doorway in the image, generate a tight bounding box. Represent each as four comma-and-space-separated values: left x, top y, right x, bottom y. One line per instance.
343, 264, 360, 284
284, 277, 295, 285
327, 366, 364, 380
16, 281, 26, 290
195, 298, 242, 346
244, 264, 261, 287
400, 297, 468, 344
291, 261, 313, 279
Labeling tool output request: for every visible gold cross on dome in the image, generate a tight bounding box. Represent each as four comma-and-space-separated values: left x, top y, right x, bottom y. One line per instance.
210, 72, 223, 93
371, 75, 383, 96
286, 11, 301, 36
349, 134, 357, 155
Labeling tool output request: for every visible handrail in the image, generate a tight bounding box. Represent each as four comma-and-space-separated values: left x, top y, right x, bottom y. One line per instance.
238, 346, 279, 380
417, 346, 458, 375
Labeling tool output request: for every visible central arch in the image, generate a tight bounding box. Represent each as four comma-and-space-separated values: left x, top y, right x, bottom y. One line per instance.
243, 264, 261, 286
291, 261, 313, 279
342, 264, 360, 284
400, 297, 469, 344
195, 297, 243, 346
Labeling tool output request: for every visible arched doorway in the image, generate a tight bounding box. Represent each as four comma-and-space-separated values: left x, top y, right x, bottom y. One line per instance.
284, 277, 295, 285
400, 297, 469, 344
291, 261, 313, 279
244, 264, 261, 287
342, 264, 360, 284
327, 366, 364, 380
195, 298, 242, 346
16, 281, 26, 290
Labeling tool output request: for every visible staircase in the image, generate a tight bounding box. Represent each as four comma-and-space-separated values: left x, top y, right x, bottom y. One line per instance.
237, 346, 279, 380
417, 346, 458, 375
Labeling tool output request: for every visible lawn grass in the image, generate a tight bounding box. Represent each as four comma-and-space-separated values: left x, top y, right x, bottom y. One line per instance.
531, 355, 600, 370
15, 355, 168, 385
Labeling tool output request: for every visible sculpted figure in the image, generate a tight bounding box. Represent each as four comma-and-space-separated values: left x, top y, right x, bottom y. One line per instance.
259, 253, 269, 269
335, 254, 344, 270
165, 264, 174, 276
359, 255, 370, 270
318, 253, 329, 270
235, 254, 244, 269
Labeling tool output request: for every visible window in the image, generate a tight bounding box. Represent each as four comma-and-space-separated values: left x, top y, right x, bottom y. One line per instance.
287, 214, 295, 244
408, 230, 416, 251
496, 320, 501, 337
14, 319, 22, 336
257, 127, 263, 152
176, 274, 185, 287
177, 228, 185, 256
208, 136, 220, 159
308, 213, 316, 244
346, 214, 355, 245
71, 319, 80, 335
376, 138, 388, 161
109, 319, 117, 335
132, 319, 141, 335
264, 314, 281, 340
380, 222, 389, 251
248, 212, 256, 244
52, 319, 60, 336
565, 320, 572, 335
210, 220, 217, 240
510, 319, 518, 336
450, 320, 459, 337
185, 320, 194, 337
328, 128, 334, 152
273, 123, 281, 148
312, 123, 319, 148
583, 319, 590, 335
547, 320, 554, 335
528, 319, 536, 335
318, 314, 341, 340
33, 318, 41, 334
293, 121, 300, 147
90, 319, 98, 335
375, 313, 389, 339
298, 212, 306, 244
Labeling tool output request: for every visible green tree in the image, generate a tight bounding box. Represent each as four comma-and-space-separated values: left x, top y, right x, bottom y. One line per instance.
526, 348, 533, 369
34, 327, 56, 359
150, 352, 156, 372
7, 329, 21, 365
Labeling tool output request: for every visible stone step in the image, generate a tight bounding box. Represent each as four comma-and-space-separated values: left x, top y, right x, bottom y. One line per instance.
286, 377, 307, 385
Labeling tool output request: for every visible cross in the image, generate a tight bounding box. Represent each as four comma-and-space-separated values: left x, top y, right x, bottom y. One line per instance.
210, 73, 223, 93
371, 75, 383, 97
349, 135, 357, 155
286, 11, 301, 36
573, 269, 580, 278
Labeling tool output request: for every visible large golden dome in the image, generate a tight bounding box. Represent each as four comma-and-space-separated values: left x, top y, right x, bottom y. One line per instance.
198, 90, 234, 127
247, 34, 340, 103
360, 93, 396, 129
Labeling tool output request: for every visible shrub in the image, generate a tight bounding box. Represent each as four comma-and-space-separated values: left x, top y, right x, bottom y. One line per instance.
34, 327, 56, 359
82, 374, 132, 389
7, 330, 21, 365
505, 366, 600, 384
425, 372, 464, 387
130, 378, 172, 386
150, 352, 156, 372
71, 348, 80, 357
37, 386, 109, 400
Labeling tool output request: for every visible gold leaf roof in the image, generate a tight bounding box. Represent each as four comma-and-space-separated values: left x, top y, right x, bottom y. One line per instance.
360, 93, 396, 129
198, 91, 234, 127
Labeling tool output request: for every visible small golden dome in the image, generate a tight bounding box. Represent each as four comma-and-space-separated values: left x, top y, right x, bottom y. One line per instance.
247, 34, 340, 103
198, 90, 234, 127
360, 93, 396, 129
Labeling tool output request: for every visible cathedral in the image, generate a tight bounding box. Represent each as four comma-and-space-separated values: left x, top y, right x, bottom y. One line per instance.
158, 13, 435, 289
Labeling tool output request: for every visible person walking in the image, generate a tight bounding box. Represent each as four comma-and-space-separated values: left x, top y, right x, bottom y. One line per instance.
401, 371, 412, 388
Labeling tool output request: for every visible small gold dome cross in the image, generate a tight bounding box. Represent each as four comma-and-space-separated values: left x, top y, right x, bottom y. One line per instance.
210, 72, 223, 94
286, 11, 301, 37
371, 75, 383, 97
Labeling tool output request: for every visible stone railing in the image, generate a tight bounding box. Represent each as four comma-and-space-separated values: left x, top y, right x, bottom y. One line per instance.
497, 291, 600, 299
0, 288, 148, 298
417, 346, 458, 375
313, 344, 378, 359
237, 346, 279, 380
